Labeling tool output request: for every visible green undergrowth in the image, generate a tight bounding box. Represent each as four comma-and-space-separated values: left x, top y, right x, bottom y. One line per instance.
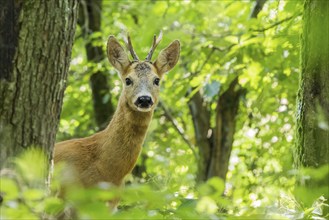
0, 149, 328, 219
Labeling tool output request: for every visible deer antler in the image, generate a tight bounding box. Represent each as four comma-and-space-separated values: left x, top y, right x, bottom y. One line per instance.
145, 31, 163, 62
124, 33, 139, 61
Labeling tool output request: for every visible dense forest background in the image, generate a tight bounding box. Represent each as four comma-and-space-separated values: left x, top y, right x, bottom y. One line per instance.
1, 0, 328, 219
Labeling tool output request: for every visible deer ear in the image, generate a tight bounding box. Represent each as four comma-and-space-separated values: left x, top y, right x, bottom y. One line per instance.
107, 36, 130, 73
154, 40, 180, 76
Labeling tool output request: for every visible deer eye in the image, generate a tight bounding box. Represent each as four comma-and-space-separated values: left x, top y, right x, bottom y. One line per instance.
154, 78, 160, 86
125, 78, 133, 86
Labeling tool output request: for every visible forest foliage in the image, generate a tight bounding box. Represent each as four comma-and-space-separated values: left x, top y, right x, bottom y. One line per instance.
1, 1, 328, 219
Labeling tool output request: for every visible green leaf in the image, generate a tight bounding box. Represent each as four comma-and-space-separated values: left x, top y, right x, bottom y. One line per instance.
43, 197, 65, 215
0, 178, 19, 200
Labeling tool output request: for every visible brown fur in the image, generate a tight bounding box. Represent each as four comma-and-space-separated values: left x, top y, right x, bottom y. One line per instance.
54, 97, 152, 186
53, 35, 180, 207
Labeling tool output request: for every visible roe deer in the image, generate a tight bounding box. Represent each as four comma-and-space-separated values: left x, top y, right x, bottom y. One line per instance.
54, 32, 180, 201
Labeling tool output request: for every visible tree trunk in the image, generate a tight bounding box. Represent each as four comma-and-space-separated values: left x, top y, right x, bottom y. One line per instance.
189, 79, 245, 182
295, 0, 329, 168
0, 0, 79, 168
79, 0, 114, 130
188, 90, 212, 181
189, 0, 265, 182
209, 77, 246, 180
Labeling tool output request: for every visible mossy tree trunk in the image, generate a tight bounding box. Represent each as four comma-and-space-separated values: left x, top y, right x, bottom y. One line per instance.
0, 1, 79, 168
295, 0, 329, 168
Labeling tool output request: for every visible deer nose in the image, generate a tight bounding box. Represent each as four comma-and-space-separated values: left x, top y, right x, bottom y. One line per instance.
135, 96, 153, 108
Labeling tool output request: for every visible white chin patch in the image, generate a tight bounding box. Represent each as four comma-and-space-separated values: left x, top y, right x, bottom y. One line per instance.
137, 107, 152, 112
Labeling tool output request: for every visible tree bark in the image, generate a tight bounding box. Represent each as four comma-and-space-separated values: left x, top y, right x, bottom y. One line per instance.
188, 90, 212, 181
209, 77, 246, 180
295, 0, 329, 168
189, 79, 245, 182
79, 0, 114, 130
0, 0, 79, 168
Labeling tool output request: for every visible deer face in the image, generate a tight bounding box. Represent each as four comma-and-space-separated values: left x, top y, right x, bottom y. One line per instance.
107, 34, 180, 112
122, 62, 159, 112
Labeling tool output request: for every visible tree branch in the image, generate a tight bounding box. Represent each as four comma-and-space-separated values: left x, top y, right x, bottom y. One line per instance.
191, 43, 236, 77
250, 0, 267, 19
159, 101, 198, 160
251, 13, 302, 32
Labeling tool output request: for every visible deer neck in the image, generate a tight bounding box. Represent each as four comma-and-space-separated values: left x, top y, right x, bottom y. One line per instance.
102, 95, 153, 152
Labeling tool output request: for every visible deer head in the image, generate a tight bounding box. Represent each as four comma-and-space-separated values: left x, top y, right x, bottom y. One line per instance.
107, 32, 180, 112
